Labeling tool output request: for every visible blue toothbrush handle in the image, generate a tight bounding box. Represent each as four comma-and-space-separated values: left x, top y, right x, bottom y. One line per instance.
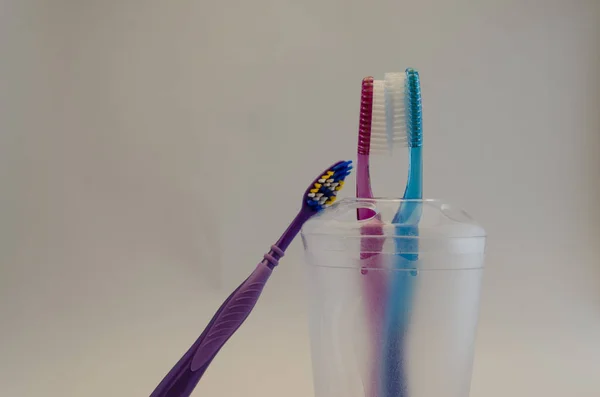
384, 146, 422, 397
381, 224, 418, 397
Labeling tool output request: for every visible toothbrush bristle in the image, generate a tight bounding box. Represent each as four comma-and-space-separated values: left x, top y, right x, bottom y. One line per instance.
405, 68, 423, 148
359, 70, 421, 154
384, 72, 409, 149
305, 161, 353, 211
357, 77, 374, 155
369, 80, 391, 154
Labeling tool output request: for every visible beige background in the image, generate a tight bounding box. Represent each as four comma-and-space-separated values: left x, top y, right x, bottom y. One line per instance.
1, 0, 599, 396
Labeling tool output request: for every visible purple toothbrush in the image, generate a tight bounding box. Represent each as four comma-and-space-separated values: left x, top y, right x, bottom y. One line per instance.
149, 160, 353, 397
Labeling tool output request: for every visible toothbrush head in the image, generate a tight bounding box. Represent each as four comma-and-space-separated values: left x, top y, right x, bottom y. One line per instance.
357, 77, 374, 155
385, 68, 423, 149
305, 160, 353, 211
404, 68, 423, 148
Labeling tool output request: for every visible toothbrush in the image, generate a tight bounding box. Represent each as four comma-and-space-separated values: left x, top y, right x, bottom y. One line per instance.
356, 77, 375, 209
355, 77, 390, 397
381, 69, 423, 397
149, 160, 353, 397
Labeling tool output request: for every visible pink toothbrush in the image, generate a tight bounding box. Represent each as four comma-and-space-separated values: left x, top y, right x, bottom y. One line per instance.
356, 77, 387, 397
149, 160, 353, 397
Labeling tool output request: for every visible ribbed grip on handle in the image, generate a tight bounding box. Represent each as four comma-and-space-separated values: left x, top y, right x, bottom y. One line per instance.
189, 262, 272, 371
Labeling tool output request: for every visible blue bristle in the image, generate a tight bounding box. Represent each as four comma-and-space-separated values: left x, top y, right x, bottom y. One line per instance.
332, 160, 352, 171
405, 68, 422, 148
333, 167, 351, 177
333, 171, 351, 180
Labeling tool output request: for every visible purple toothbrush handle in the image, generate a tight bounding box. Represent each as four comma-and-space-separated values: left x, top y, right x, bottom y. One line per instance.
149, 278, 249, 397
149, 212, 310, 397
149, 263, 272, 397
190, 262, 272, 370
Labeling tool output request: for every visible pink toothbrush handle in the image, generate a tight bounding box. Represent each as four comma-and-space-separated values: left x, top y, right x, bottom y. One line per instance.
189, 262, 272, 371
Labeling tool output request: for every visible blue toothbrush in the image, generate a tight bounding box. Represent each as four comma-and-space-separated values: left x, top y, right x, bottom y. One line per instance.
381, 68, 423, 397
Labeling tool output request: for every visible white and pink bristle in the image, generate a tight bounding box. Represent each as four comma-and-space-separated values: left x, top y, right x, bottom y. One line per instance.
357, 77, 374, 156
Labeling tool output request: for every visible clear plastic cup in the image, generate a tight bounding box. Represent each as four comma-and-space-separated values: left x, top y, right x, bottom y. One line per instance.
301, 199, 486, 397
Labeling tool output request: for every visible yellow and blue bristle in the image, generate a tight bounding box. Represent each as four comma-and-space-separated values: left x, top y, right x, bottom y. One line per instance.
305, 160, 353, 211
